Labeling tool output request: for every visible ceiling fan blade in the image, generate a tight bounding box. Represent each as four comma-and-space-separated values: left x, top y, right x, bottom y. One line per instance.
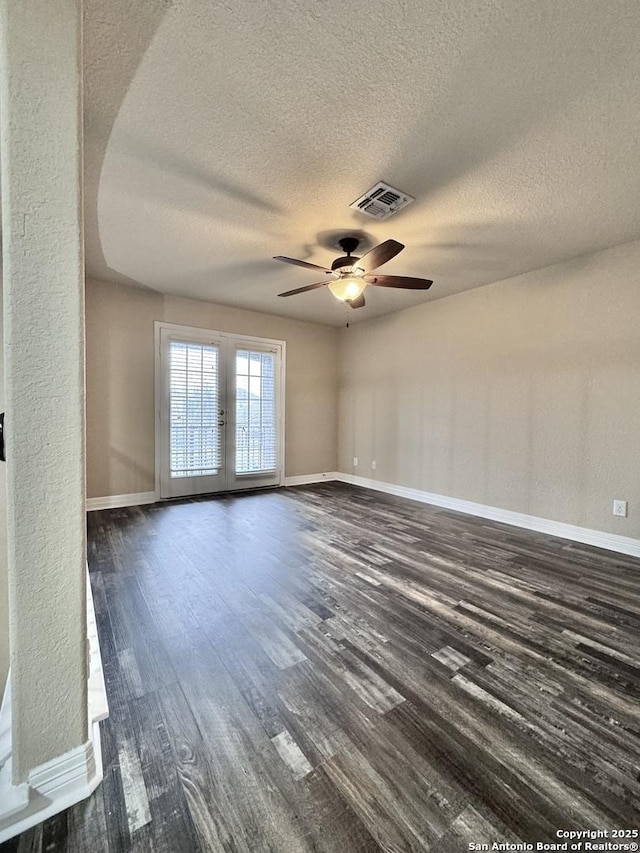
273, 256, 334, 274
348, 293, 366, 309
278, 281, 328, 297
354, 239, 404, 273
364, 274, 433, 290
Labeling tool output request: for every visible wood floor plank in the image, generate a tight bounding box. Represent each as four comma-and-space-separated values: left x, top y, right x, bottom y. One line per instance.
117, 739, 151, 835
270, 729, 314, 779
297, 767, 385, 853
14, 825, 41, 853
214, 627, 288, 739
294, 621, 406, 714
162, 630, 321, 852
64, 789, 110, 853
99, 716, 132, 853
156, 680, 237, 852
322, 741, 445, 852
240, 609, 308, 669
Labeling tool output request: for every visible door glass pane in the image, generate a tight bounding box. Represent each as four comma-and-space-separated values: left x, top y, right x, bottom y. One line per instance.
235, 349, 276, 474
169, 340, 222, 477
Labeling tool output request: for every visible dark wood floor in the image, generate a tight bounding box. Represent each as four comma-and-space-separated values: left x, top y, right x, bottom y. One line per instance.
4, 482, 640, 852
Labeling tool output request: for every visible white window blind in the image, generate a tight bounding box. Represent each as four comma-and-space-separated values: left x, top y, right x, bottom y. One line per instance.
169, 340, 222, 477
235, 349, 277, 474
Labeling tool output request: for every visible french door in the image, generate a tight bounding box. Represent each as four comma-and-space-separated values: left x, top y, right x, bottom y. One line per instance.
156, 324, 284, 499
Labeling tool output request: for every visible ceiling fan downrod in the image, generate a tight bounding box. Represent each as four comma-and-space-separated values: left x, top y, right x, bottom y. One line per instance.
338, 237, 360, 256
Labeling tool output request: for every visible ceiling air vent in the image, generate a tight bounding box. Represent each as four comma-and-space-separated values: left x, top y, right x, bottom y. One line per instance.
349, 182, 415, 220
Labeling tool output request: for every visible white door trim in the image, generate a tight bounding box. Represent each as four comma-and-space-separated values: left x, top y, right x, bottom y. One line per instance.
154, 322, 286, 499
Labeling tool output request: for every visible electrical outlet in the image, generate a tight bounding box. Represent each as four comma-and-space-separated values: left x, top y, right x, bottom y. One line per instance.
613, 499, 628, 517
371, 460, 377, 470
353, 457, 358, 467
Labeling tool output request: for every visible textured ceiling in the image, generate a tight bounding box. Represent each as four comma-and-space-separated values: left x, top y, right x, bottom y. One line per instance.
84, 0, 640, 327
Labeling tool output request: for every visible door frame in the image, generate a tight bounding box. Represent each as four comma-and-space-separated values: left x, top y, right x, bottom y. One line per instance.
154, 321, 286, 499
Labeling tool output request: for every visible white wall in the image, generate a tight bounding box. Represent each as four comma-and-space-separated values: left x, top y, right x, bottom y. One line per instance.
338, 239, 640, 538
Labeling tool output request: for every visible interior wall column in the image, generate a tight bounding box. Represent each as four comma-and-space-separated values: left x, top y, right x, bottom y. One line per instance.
0, 286, 8, 698
0, 0, 88, 782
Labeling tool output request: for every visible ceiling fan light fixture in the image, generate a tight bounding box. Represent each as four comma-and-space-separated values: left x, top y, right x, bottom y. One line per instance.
328, 275, 367, 302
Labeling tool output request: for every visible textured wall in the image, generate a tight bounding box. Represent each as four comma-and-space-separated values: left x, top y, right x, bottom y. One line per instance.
85, 280, 339, 498
338, 239, 640, 538
0, 0, 87, 781
0, 287, 7, 694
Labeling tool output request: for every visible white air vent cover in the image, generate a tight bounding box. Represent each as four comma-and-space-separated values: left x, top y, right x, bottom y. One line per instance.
350, 182, 415, 220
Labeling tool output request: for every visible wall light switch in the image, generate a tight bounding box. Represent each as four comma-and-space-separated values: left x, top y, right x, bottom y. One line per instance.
353, 457, 358, 467
613, 499, 628, 517
371, 461, 377, 470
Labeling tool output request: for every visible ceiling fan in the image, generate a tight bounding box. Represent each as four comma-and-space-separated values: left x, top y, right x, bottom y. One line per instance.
274, 237, 433, 309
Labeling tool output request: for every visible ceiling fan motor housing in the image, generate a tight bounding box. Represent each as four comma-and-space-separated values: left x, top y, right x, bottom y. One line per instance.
331, 255, 360, 272
331, 237, 362, 273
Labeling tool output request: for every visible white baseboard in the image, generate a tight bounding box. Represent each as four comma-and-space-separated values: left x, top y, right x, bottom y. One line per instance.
87, 479, 339, 507
0, 570, 109, 843
28, 738, 98, 798
0, 679, 28, 823
87, 480, 339, 505
335, 472, 640, 559
86, 570, 109, 726
0, 724, 102, 844
284, 472, 340, 487
0, 674, 12, 769
87, 490, 157, 511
